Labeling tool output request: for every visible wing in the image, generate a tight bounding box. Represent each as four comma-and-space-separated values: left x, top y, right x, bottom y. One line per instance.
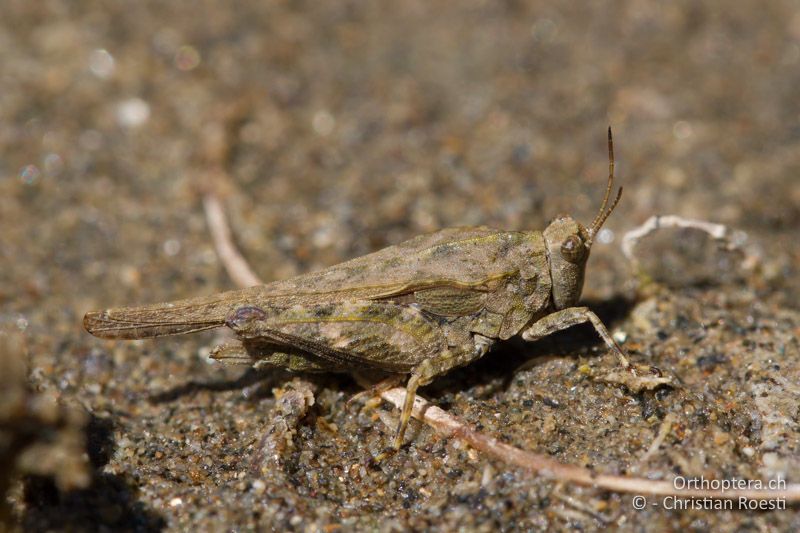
84, 291, 244, 339
84, 227, 544, 339
258, 227, 524, 304
225, 301, 447, 372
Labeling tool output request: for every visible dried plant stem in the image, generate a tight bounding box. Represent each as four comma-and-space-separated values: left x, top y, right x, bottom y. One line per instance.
551, 485, 616, 524
621, 215, 731, 261
203, 194, 261, 288
204, 193, 800, 502
381, 388, 800, 500
638, 413, 675, 465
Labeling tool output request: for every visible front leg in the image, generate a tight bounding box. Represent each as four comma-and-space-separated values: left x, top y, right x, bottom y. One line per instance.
521, 307, 674, 390
522, 306, 630, 367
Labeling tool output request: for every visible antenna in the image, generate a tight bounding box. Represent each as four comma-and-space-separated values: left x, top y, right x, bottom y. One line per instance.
588, 127, 623, 238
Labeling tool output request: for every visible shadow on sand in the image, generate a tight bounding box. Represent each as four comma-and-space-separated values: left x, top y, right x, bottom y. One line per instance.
23, 415, 166, 532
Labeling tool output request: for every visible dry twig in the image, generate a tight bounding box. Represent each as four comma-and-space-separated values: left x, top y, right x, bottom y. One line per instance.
379, 388, 800, 501
620, 214, 759, 272
621, 215, 732, 262
203, 194, 261, 288
638, 413, 676, 465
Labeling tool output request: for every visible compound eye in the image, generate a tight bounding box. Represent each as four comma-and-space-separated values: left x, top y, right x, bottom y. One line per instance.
560, 235, 585, 264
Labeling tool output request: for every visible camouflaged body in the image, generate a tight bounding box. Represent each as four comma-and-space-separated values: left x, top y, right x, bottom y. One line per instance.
85, 227, 555, 373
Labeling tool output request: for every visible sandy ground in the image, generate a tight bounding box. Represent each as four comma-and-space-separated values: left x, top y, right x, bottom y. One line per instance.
2, 0, 800, 530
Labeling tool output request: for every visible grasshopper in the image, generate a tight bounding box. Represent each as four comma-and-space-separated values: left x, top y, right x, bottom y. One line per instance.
84, 129, 670, 449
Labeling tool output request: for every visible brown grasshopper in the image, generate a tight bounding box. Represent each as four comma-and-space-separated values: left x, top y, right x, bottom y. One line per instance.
85, 128, 671, 449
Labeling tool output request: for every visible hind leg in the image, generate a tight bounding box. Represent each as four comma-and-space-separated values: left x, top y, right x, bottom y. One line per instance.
347, 374, 405, 410
211, 340, 349, 373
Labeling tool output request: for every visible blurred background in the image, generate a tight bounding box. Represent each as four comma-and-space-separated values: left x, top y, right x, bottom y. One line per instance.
2, 0, 799, 530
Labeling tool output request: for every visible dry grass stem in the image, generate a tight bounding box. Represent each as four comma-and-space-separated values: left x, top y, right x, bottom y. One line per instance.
203, 194, 261, 288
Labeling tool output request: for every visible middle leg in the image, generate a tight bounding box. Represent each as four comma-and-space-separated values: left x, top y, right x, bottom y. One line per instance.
393, 335, 494, 449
